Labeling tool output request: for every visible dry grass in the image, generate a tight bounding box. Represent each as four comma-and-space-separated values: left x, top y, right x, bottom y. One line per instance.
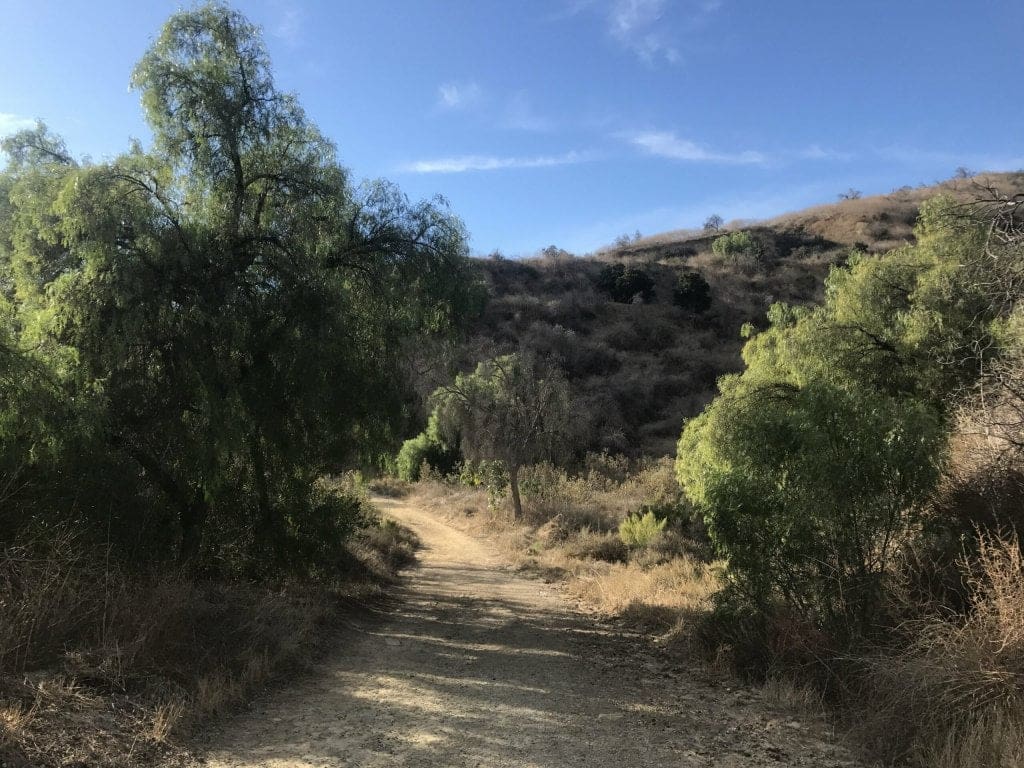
855, 531, 1024, 766
0, 509, 418, 768
566, 557, 721, 623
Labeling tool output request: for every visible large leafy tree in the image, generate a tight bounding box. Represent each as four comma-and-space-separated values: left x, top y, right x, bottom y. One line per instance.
0, 3, 476, 567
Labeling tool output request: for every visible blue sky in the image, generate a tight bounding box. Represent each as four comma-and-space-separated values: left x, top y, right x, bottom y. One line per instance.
2, 1, 1023, 255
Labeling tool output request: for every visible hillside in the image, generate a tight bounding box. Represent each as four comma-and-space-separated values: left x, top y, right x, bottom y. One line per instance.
454, 171, 1024, 457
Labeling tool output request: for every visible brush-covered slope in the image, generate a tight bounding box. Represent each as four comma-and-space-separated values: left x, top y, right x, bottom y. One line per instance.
454, 172, 1024, 458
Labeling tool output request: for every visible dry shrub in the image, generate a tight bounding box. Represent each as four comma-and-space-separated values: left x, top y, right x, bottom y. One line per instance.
857, 532, 1024, 766
354, 518, 420, 572
366, 476, 411, 498
562, 529, 628, 563
570, 556, 720, 617
761, 674, 825, 717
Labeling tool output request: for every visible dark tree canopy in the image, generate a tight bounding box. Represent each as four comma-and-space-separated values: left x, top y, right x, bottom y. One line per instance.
596, 263, 655, 304
672, 270, 712, 313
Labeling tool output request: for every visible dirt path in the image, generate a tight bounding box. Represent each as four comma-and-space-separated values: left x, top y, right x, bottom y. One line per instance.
200, 498, 866, 768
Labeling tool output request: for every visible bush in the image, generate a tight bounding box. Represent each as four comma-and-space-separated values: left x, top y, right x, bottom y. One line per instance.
564, 529, 629, 563
856, 532, 1024, 766
672, 270, 712, 313
619, 510, 667, 548
596, 264, 655, 303
711, 231, 772, 272
396, 430, 460, 482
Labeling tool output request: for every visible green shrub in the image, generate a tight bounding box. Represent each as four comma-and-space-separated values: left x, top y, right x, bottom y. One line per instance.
712, 231, 747, 254
596, 264, 655, 303
711, 231, 772, 272
396, 427, 460, 482
619, 510, 667, 548
672, 270, 712, 312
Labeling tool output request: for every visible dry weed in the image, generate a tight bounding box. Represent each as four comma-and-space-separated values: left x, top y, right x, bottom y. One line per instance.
856, 531, 1024, 765
148, 699, 185, 743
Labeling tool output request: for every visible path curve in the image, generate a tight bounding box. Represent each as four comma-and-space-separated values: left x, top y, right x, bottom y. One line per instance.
200, 497, 866, 768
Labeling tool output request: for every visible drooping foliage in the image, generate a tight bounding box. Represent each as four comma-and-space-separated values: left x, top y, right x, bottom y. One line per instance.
0, 3, 476, 573
396, 412, 461, 482
430, 353, 572, 517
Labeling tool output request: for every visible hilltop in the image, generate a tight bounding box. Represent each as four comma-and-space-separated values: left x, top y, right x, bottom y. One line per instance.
450, 171, 1024, 457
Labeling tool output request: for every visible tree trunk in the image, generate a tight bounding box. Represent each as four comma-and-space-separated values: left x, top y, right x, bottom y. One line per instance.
122, 443, 209, 565
508, 463, 523, 519
250, 431, 283, 564
178, 496, 209, 564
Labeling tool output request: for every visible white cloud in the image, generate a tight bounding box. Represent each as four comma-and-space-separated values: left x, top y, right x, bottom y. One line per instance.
608, 0, 679, 63
552, 0, 724, 63
503, 91, 555, 132
269, 2, 304, 45
400, 150, 591, 174
627, 130, 766, 164
797, 144, 853, 162
0, 113, 36, 137
437, 82, 482, 110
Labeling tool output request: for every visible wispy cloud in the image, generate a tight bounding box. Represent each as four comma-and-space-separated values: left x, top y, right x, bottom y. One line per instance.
626, 130, 766, 164
400, 150, 592, 174
437, 82, 483, 110
0, 113, 35, 137
503, 91, 555, 132
797, 144, 853, 162
268, 2, 304, 45
566, 0, 723, 65
608, 0, 681, 63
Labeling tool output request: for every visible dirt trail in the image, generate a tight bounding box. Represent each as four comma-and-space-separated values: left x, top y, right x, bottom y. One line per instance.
200, 498, 866, 768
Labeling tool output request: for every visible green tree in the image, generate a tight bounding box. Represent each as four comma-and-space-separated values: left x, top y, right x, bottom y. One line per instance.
396, 412, 460, 481
596, 263, 655, 303
0, 3, 475, 568
678, 198, 996, 632
431, 353, 572, 518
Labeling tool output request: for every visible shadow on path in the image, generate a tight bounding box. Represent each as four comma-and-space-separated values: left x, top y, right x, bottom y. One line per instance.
199, 499, 864, 768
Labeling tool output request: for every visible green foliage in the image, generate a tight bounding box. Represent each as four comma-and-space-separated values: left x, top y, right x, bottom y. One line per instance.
0, 3, 474, 574
396, 414, 460, 481
431, 353, 572, 517
711, 231, 772, 272
672, 270, 712, 312
678, 198, 997, 634
711, 230, 756, 256
596, 263, 655, 303
618, 510, 667, 548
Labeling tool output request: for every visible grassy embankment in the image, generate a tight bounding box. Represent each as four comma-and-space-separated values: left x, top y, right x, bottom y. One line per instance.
0, 480, 418, 768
